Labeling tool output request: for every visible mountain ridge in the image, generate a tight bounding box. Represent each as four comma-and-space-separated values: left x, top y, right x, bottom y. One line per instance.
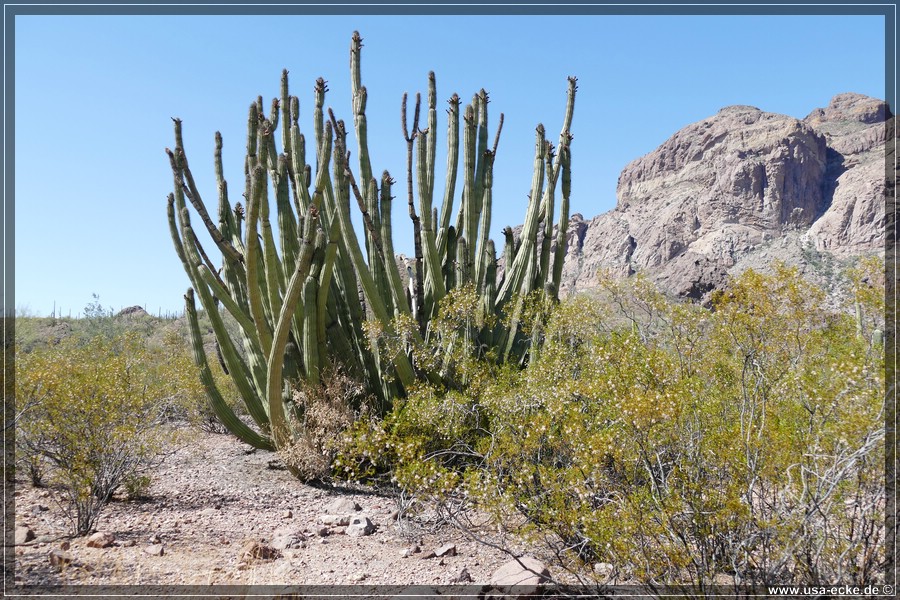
552, 92, 890, 301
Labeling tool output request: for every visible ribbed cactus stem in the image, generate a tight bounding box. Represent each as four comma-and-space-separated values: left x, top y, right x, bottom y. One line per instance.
436, 94, 460, 260
456, 237, 470, 285
333, 124, 416, 387
275, 154, 299, 279
379, 171, 411, 316
496, 125, 547, 308
416, 126, 447, 313
474, 150, 495, 296
402, 92, 427, 334
301, 275, 321, 386
537, 141, 557, 289
551, 144, 572, 297
472, 90, 490, 267
481, 239, 498, 328
313, 77, 327, 169
184, 288, 273, 451
177, 207, 271, 427
444, 226, 458, 291
426, 71, 438, 205
266, 204, 323, 451
246, 165, 274, 357
460, 103, 477, 270
246, 102, 259, 169
170, 121, 243, 265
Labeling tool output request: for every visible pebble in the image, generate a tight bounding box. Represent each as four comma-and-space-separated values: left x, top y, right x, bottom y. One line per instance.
434, 543, 457, 557
346, 516, 376, 537
15, 526, 35, 545
48, 549, 73, 569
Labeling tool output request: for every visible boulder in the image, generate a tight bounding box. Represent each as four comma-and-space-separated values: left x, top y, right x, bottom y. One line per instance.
324, 498, 361, 514
87, 531, 115, 548
14, 526, 35, 545
489, 555, 550, 598
345, 515, 376, 537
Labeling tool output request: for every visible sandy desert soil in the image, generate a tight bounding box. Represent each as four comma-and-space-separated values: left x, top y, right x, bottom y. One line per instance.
12, 429, 540, 591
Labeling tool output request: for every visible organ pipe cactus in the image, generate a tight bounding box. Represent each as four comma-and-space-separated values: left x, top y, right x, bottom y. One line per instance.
167, 31, 577, 462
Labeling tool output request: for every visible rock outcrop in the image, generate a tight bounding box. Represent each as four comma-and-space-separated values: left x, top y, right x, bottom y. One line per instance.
554, 93, 889, 300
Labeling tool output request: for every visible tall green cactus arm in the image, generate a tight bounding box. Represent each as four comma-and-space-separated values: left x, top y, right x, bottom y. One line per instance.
301, 274, 321, 386
436, 93, 460, 260
177, 206, 271, 428
402, 92, 427, 333
342, 147, 386, 265
314, 78, 327, 170
246, 101, 260, 171
289, 96, 312, 217
426, 72, 438, 209
473, 150, 495, 296
245, 164, 275, 357
496, 124, 547, 308
280, 70, 292, 162
268, 97, 280, 144
501, 226, 516, 274
266, 204, 322, 450
459, 103, 477, 271
168, 121, 244, 265
379, 171, 412, 317
185, 289, 274, 451
416, 126, 447, 312
318, 210, 341, 338
332, 119, 417, 388
350, 32, 374, 191
551, 143, 572, 296
554, 77, 578, 174
481, 239, 498, 329
537, 142, 557, 290
471, 90, 490, 266
168, 194, 190, 269
275, 154, 300, 280
214, 132, 245, 255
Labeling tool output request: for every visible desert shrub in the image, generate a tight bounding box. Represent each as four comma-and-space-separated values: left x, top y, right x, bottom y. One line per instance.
276, 366, 373, 481
15, 332, 188, 534
339, 264, 885, 588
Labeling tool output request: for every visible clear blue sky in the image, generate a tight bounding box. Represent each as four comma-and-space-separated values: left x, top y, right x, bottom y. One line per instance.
14, 13, 887, 317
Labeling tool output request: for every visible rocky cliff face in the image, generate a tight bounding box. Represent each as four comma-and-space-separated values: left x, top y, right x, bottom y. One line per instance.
556, 93, 890, 300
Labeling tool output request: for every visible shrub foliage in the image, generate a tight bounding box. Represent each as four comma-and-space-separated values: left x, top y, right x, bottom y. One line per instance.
338, 262, 885, 587
15, 329, 205, 535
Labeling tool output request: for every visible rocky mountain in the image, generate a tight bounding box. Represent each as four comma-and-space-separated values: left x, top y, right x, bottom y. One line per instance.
555, 93, 890, 301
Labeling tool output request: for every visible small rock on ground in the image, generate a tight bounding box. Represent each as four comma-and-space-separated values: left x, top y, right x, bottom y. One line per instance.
346, 516, 376, 537
490, 555, 550, 598
15, 526, 35, 545
87, 531, 115, 548
324, 498, 360, 514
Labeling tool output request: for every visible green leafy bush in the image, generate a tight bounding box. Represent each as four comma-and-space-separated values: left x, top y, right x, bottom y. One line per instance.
338, 262, 885, 588
15, 332, 196, 534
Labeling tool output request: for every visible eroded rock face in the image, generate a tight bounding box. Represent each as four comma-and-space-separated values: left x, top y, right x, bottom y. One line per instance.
553, 93, 888, 300
804, 93, 889, 256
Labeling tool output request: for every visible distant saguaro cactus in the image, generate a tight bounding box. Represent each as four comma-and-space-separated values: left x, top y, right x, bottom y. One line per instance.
166, 31, 577, 468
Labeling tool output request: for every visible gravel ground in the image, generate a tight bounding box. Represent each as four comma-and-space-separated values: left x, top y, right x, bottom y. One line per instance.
11, 429, 535, 589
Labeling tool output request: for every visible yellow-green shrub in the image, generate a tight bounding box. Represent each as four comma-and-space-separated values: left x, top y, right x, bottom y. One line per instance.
15, 332, 192, 535
339, 262, 885, 588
